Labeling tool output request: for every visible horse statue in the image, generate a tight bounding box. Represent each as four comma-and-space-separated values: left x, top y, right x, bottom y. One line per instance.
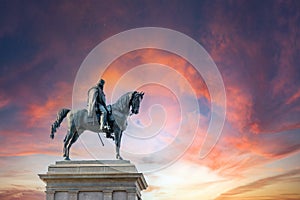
50, 91, 144, 160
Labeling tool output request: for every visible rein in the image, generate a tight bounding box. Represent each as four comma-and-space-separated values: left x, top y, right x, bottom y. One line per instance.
129, 91, 137, 108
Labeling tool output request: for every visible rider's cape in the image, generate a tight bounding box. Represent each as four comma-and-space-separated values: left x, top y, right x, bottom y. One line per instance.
87, 86, 98, 118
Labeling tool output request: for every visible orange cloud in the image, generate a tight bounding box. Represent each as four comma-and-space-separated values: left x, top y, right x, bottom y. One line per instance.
103, 49, 210, 100
0, 188, 44, 200
286, 89, 300, 105
225, 85, 253, 132
0, 94, 10, 109
0, 129, 61, 157
216, 168, 300, 200
24, 81, 72, 129
184, 135, 266, 177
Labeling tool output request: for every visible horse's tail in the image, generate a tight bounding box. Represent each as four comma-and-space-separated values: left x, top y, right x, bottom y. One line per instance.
50, 108, 70, 139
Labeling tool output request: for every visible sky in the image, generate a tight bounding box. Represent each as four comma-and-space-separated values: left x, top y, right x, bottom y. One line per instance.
0, 0, 300, 199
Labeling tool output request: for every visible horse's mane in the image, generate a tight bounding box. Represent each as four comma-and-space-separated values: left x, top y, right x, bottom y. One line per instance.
112, 91, 132, 113
110, 91, 133, 130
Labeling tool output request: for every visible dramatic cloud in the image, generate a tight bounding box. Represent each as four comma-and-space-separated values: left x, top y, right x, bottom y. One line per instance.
199, 0, 300, 135
1, 1, 300, 199
216, 168, 300, 199
0, 188, 44, 200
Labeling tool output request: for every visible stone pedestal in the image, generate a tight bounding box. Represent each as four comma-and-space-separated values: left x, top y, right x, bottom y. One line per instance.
39, 160, 148, 200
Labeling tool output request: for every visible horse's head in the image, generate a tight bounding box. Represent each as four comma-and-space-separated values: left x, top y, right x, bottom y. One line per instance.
129, 91, 144, 115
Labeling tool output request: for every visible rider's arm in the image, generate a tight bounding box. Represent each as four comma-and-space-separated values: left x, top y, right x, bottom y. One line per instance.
100, 91, 108, 108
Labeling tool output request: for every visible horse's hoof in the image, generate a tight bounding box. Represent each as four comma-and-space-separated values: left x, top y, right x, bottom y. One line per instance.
116, 155, 123, 160
64, 157, 70, 161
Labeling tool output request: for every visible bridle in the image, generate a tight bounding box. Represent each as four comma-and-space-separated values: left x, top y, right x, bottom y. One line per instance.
129, 91, 138, 115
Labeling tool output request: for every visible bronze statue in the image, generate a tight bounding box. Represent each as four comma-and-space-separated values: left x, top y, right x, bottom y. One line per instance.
50, 90, 144, 160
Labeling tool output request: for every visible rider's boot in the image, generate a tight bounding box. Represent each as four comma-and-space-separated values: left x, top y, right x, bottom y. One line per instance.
100, 115, 111, 132
99, 115, 105, 131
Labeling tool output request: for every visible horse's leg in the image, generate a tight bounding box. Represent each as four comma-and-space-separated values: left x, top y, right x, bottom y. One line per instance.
118, 131, 123, 160
63, 130, 72, 158
65, 131, 79, 160
64, 121, 77, 160
115, 128, 123, 160
64, 133, 72, 160
63, 128, 74, 158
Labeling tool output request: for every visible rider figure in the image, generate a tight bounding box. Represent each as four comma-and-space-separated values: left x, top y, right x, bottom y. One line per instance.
88, 79, 111, 132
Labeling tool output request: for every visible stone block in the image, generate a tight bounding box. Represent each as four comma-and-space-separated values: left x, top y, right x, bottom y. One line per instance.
39, 160, 147, 200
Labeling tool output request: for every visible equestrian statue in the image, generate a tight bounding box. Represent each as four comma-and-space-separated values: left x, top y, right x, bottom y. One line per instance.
50, 79, 144, 160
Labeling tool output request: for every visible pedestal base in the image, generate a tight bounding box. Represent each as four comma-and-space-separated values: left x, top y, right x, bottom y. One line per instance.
39, 160, 148, 200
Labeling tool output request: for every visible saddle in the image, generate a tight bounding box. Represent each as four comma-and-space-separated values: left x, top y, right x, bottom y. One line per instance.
106, 105, 114, 122
87, 105, 115, 140
104, 105, 115, 140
